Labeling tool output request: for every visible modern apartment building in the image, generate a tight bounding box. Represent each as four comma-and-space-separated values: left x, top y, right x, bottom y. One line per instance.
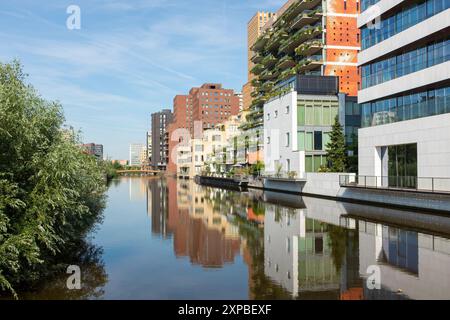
357, 0, 450, 190
264, 75, 359, 177
168, 84, 241, 175
81, 143, 104, 160
243, 12, 277, 111
129, 143, 145, 166
146, 132, 152, 163
174, 115, 243, 179
248, 0, 360, 131
151, 109, 173, 170
190, 83, 241, 131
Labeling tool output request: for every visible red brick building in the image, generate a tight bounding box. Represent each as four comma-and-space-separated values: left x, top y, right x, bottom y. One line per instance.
167, 83, 241, 175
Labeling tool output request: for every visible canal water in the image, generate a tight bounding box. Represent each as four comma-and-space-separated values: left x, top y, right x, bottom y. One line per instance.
22, 177, 450, 299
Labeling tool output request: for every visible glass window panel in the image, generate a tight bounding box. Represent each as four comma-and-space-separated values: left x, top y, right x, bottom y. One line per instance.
306, 132, 313, 151
306, 106, 314, 125
305, 156, 313, 172
298, 105, 305, 126
323, 106, 331, 125
330, 106, 338, 124
314, 105, 322, 125
323, 132, 331, 150
314, 131, 323, 151
298, 131, 305, 151
313, 156, 322, 172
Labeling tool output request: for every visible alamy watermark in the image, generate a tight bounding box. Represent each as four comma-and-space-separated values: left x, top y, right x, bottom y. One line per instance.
66, 265, 81, 290
66, 5, 81, 30
366, 265, 381, 290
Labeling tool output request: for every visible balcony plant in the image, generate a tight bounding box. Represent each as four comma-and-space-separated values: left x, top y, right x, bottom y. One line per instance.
288, 171, 298, 179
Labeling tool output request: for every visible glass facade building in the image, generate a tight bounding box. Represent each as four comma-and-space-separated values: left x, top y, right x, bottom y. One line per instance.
358, 0, 450, 189
361, 0, 450, 50
361, 86, 450, 127
361, 38, 450, 89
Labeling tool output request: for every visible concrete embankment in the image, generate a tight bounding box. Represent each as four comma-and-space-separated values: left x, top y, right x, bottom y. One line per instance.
195, 173, 450, 214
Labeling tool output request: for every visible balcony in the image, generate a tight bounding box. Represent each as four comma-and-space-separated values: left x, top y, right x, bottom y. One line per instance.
265, 29, 289, 52
251, 53, 263, 64
251, 64, 265, 76
251, 79, 261, 87
252, 33, 270, 52
262, 81, 274, 92
282, 0, 322, 23
260, 69, 279, 80
295, 39, 323, 57
279, 68, 298, 81
261, 54, 277, 68
290, 8, 322, 30
251, 90, 260, 98
276, 55, 296, 70
279, 25, 322, 54
297, 55, 323, 72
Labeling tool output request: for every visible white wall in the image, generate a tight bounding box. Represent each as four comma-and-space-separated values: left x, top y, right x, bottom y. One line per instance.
264, 91, 305, 177
264, 207, 305, 297
302, 173, 355, 198
359, 114, 450, 188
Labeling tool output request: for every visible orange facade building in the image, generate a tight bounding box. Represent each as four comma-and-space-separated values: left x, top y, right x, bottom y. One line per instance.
324, 0, 360, 96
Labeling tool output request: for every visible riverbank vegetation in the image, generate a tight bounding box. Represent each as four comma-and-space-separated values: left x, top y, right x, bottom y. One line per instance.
0, 61, 107, 297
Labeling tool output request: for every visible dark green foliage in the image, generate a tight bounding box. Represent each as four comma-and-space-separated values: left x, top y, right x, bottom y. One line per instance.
0, 61, 106, 297
325, 116, 347, 173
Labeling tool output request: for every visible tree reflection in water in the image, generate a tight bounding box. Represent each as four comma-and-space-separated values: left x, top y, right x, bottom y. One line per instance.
17, 239, 107, 300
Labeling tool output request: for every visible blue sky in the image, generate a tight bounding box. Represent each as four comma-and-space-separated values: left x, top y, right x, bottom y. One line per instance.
0, 0, 285, 160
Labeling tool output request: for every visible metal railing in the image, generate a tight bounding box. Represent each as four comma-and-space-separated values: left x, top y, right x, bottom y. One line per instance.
339, 175, 450, 193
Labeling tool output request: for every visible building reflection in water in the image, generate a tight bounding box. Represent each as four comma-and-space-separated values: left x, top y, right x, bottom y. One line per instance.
144, 177, 450, 300
147, 178, 241, 268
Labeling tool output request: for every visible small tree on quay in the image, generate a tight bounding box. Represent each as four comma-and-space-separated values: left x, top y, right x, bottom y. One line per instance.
325, 116, 347, 173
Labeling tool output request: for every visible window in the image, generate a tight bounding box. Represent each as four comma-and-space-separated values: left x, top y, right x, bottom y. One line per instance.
314, 131, 323, 151
286, 105, 290, 114
305, 106, 314, 125
306, 132, 313, 151
298, 131, 305, 151
286, 133, 290, 147
267, 113, 270, 121
267, 137, 270, 144
275, 110, 278, 118
298, 105, 305, 125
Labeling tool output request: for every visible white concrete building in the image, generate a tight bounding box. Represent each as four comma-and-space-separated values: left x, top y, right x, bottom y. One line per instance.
263, 75, 355, 178
357, 0, 450, 190
129, 143, 145, 166
264, 91, 305, 177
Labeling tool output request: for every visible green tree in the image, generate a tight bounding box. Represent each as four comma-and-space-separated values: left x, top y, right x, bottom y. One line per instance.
0, 61, 106, 297
325, 116, 347, 173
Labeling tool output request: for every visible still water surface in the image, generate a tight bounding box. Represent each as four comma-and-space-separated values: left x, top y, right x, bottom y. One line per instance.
23, 177, 450, 299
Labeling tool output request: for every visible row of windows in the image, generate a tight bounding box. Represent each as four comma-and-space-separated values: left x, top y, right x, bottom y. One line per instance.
361, 0, 380, 12
202, 110, 231, 116
298, 104, 339, 127
361, 38, 450, 89
266, 106, 290, 121
200, 92, 232, 97
202, 104, 232, 109
201, 98, 232, 103
361, 0, 449, 50
361, 86, 450, 127
298, 131, 330, 152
